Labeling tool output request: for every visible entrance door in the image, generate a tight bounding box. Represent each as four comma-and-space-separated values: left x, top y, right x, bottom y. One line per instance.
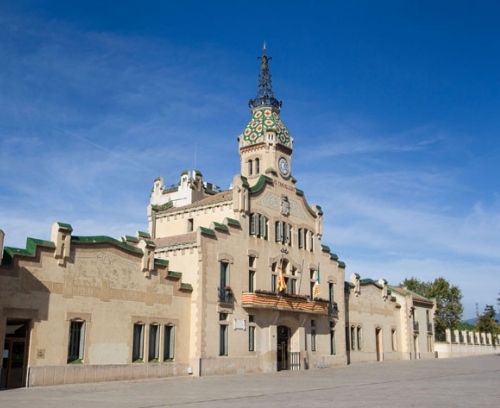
277, 326, 290, 371
1, 320, 30, 389
375, 327, 383, 362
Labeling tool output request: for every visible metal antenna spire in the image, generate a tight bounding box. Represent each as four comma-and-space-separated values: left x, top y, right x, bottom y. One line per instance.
249, 43, 282, 111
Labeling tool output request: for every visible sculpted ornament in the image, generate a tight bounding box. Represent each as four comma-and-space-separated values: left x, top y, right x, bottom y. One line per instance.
280, 195, 290, 217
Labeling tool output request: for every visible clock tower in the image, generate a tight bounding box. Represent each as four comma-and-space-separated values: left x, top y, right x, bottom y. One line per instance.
238, 44, 294, 185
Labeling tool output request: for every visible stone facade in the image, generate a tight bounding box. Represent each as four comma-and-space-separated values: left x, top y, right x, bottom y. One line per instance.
0, 48, 438, 389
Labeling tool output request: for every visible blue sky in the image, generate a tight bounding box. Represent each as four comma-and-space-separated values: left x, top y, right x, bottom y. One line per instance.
1, 1, 499, 318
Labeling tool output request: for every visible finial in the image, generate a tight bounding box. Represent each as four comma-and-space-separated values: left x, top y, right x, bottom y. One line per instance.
249, 44, 282, 111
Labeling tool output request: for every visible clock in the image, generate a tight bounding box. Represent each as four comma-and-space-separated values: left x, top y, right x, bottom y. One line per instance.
278, 157, 290, 177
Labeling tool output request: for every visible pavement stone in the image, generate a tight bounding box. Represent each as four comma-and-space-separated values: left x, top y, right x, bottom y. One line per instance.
0, 355, 499, 408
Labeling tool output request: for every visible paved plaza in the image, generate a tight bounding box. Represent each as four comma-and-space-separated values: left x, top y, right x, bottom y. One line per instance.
1, 355, 499, 407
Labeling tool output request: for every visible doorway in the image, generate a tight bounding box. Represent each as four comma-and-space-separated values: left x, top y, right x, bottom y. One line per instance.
1, 320, 31, 389
375, 327, 383, 362
277, 325, 290, 371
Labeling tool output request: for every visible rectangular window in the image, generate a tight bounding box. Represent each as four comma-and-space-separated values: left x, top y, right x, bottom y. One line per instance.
309, 232, 314, 252
68, 320, 85, 363
132, 323, 144, 362
248, 160, 253, 175
219, 325, 228, 356
298, 228, 303, 249
283, 223, 289, 245
330, 323, 336, 355
311, 320, 316, 352
187, 218, 194, 232
357, 326, 362, 351
392, 329, 397, 351
271, 274, 277, 292
164, 325, 175, 360
260, 215, 268, 239
288, 278, 296, 295
249, 270, 255, 292
250, 214, 257, 235
248, 256, 255, 268
329, 282, 335, 303
249, 325, 255, 352
351, 326, 356, 351
220, 262, 229, 288
255, 158, 260, 174
149, 324, 160, 361
275, 221, 283, 243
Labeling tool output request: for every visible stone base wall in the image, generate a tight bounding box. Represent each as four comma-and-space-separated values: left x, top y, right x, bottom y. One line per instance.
435, 342, 498, 359
27, 362, 190, 387
199, 356, 262, 376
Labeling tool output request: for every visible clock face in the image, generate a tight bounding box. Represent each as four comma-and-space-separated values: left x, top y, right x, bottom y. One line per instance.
278, 157, 290, 177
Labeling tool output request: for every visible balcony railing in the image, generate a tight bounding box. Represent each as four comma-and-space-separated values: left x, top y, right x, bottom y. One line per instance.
328, 302, 339, 318
413, 321, 419, 332
241, 290, 331, 315
218, 287, 234, 306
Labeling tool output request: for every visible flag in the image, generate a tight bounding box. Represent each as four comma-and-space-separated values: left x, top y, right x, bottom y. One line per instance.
277, 258, 287, 292
312, 264, 321, 298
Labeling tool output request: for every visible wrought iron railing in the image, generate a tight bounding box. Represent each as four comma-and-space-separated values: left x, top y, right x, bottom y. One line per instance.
218, 287, 234, 305
328, 302, 339, 317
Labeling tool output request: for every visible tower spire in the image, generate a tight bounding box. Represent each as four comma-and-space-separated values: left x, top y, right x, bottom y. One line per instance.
249, 43, 282, 111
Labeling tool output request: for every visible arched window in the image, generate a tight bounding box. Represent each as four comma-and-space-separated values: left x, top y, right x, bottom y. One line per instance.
255, 158, 260, 174
248, 160, 253, 175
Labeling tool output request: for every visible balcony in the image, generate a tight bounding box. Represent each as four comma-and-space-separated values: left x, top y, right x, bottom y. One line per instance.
241, 290, 331, 315
413, 321, 419, 332
218, 287, 234, 307
328, 302, 339, 318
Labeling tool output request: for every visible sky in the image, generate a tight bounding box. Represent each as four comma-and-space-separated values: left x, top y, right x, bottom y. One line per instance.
1, 1, 499, 319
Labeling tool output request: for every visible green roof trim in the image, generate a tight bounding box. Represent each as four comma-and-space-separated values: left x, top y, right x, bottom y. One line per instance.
151, 201, 173, 212
315, 205, 323, 216
71, 235, 143, 255
295, 188, 304, 197
360, 278, 382, 288
124, 235, 139, 243
199, 227, 216, 238
226, 218, 241, 228
330, 253, 339, 261
321, 244, 331, 253
240, 176, 250, 188
167, 271, 182, 280
144, 239, 156, 246
56, 222, 73, 231
249, 175, 273, 194
179, 283, 193, 292
154, 258, 169, 267
213, 222, 229, 233
338, 261, 346, 269
137, 231, 151, 239
2, 237, 56, 265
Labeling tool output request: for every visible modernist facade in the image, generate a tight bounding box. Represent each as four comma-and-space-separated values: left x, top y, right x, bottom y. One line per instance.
0, 49, 436, 389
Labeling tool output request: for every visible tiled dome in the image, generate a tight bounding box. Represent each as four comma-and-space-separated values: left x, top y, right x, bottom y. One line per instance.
241, 107, 292, 147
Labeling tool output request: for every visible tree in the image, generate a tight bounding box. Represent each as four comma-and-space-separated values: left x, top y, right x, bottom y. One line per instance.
476, 305, 499, 346
402, 276, 464, 339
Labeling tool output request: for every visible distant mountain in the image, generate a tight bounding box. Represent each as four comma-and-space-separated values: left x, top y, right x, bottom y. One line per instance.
464, 313, 500, 325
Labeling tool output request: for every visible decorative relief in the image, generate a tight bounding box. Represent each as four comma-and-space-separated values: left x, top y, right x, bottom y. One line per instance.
259, 192, 307, 220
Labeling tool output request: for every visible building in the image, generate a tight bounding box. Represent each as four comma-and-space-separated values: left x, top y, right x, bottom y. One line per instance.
0, 47, 436, 389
